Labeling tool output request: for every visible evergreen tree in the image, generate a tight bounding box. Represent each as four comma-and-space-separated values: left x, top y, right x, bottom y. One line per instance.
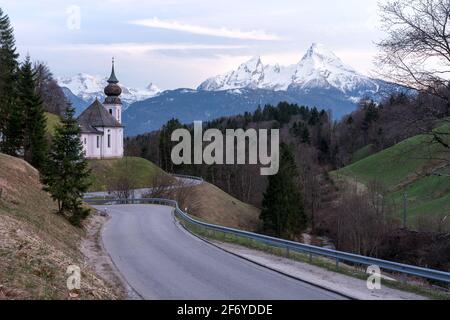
18, 56, 47, 169
253, 105, 263, 122
158, 118, 183, 172
41, 104, 91, 226
301, 126, 311, 145
1, 99, 23, 155
0, 8, 19, 142
260, 143, 307, 238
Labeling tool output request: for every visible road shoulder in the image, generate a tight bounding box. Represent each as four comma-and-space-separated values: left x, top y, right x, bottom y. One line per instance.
81, 210, 140, 300
210, 241, 428, 300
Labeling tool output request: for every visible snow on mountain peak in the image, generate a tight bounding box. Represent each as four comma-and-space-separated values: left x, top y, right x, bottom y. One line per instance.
198, 43, 376, 94
304, 43, 340, 61
57, 74, 161, 109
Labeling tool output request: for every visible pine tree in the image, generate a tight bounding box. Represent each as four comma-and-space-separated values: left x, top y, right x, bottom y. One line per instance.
0, 8, 19, 142
260, 143, 307, 238
18, 56, 47, 169
301, 126, 311, 145
158, 118, 183, 172
1, 99, 23, 155
41, 103, 91, 226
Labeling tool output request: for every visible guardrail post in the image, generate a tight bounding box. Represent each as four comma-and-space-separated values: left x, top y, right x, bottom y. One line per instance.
286, 247, 290, 258
309, 253, 312, 264
336, 258, 340, 270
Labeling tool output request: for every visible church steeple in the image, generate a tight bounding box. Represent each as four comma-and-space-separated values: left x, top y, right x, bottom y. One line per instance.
104, 58, 122, 125
108, 57, 119, 84
104, 57, 122, 102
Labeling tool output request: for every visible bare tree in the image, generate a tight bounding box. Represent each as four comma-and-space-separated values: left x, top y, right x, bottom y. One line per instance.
144, 173, 174, 198
107, 164, 136, 201
378, 0, 450, 96
377, 0, 450, 150
34, 61, 68, 116
333, 180, 396, 256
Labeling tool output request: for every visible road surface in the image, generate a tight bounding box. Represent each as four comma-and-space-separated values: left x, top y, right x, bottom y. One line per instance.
95, 204, 346, 300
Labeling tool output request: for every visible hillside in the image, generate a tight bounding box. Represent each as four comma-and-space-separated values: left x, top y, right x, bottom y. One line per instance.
88, 156, 170, 192
182, 182, 261, 232
44, 112, 61, 135
332, 124, 450, 229
0, 153, 118, 299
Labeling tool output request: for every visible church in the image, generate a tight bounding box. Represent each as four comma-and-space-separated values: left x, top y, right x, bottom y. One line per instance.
77, 60, 124, 159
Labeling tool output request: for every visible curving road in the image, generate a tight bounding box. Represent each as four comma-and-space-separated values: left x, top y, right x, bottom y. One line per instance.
94, 204, 346, 300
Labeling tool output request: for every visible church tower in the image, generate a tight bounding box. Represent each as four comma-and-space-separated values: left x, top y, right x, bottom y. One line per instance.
103, 58, 122, 124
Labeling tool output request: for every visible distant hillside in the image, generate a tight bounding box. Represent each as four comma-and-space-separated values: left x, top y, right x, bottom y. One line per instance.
333, 124, 450, 228
88, 156, 170, 192
0, 153, 117, 299
123, 87, 361, 136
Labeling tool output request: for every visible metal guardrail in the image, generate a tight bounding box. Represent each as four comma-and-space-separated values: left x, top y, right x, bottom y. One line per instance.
85, 197, 450, 284
171, 174, 204, 182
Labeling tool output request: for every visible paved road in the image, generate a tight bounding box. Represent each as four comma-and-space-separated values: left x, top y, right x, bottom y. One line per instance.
95, 204, 346, 300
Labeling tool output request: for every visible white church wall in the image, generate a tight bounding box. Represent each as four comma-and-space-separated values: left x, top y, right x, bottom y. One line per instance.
81, 127, 123, 159
81, 133, 102, 159
101, 127, 123, 158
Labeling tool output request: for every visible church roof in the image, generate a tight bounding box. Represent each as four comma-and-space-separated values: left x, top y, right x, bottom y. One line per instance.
77, 99, 123, 134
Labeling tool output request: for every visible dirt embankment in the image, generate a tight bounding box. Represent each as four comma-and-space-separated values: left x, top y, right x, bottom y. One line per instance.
181, 182, 261, 232
0, 153, 120, 300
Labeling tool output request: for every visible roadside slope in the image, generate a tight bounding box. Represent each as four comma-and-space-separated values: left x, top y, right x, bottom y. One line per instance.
182, 182, 261, 231
0, 153, 118, 299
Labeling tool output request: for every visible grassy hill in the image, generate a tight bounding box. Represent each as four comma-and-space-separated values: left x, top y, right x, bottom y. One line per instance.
88, 156, 261, 230
351, 144, 376, 163
182, 182, 261, 232
45, 112, 61, 136
88, 157, 170, 192
332, 124, 450, 229
0, 153, 117, 299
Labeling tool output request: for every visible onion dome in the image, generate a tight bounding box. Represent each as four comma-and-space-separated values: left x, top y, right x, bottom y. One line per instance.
104, 58, 122, 104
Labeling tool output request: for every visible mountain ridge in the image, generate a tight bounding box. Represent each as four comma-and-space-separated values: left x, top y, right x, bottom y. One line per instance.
198, 43, 380, 96
59, 43, 406, 136
57, 73, 161, 113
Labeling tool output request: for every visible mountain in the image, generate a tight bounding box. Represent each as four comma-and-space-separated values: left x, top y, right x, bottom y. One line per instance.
123, 44, 404, 136
60, 87, 89, 115
198, 43, 381, 97
57, 73, 161, 114
123, 85, 383, 136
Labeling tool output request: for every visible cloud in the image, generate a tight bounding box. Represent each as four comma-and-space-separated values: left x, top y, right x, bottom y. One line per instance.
34, 42, 249, 54
129, 17, 282, 41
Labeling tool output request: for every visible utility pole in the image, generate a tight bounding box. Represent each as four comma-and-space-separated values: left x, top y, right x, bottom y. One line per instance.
403, 191, 408, 230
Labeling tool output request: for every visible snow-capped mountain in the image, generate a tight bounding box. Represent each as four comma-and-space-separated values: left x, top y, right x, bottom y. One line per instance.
198, 43, 380, 98
57, 73, 161, 111
123, 43, 405, 136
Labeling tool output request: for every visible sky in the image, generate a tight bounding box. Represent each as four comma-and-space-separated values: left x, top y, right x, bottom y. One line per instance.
1, 0, 386, 90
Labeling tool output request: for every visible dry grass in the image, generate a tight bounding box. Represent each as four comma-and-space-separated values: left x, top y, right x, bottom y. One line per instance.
182, 182, 261, 232
0, 153, 119, 300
